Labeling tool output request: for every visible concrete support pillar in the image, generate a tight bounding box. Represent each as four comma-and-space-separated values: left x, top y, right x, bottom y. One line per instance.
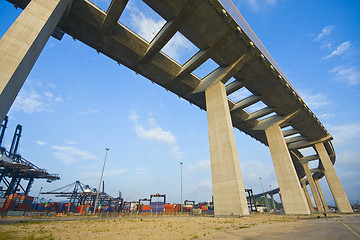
205, 81, 249, 216
265, 125, 310, 214
301, 182, 314, 214
270, 194, 277, 211
0, 0, 73, 121
315, 143, 352, 213
315, 179, 330, 212
303, 163, 324, 213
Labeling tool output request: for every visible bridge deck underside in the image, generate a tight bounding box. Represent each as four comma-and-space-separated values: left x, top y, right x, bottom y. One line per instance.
5, 0, 336, 181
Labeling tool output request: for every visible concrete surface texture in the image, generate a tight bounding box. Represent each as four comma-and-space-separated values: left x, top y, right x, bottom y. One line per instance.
265, 125, 310, 215
206, 81, 249, 216
315, 143, 353, 213
301, 182, 315, 214
202, 214, 360, 240
303, 163, 324, 213
315, 179, 330, 212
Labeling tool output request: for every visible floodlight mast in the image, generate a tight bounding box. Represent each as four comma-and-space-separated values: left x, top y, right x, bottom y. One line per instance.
93, 147, 110, 214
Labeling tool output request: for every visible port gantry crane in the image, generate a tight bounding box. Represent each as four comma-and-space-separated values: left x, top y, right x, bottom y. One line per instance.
0, 117, 60, 197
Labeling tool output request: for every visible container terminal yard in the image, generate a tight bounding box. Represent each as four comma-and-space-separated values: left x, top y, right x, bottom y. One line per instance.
0, 117, 271, 217
1, 117, 358, 218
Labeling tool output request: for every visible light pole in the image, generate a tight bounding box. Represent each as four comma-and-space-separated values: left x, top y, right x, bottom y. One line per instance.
94, 147, 110, 214
180, 162, 183, 213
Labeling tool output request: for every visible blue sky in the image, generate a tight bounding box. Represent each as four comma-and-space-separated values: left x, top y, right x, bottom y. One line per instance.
1, 0, 359, 205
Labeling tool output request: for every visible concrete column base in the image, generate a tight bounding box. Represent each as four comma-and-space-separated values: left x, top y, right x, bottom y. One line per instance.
206, 81, 249, 216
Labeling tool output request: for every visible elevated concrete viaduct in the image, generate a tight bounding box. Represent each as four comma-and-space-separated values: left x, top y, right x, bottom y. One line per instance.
0, 0, 353, 215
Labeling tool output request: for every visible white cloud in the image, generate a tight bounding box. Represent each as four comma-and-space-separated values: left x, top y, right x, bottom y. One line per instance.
135, 124, 175, 144
187, 160, 211, 173
322, 41, 351, 60
329, 122, 360, 146
135, 167, 150, 176
79, 109, 99, 115
52, 145, 98, 164
10, 80, 63, 114
169, 145, 183, 159
244, 0, 278, 12
129, 111, 139, 122
188, 180, 212, 195
330, 65, 360, 86
314, 26, 334, 41
242, 160, 278, 190
298, 90, 331, 110
319, 113, 335, 120
36, 140, 47, 146
105, 169, 129, 176
129, 111, 183, 159
337, 151, 360, 165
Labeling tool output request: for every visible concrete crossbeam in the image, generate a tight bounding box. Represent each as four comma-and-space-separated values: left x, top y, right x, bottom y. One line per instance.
310, 168, 321, 174
252, 110, 299, 131
303, 163, 324, 213
230, 95, 261, 112
315, 179, 330, 212
205, 81, 249, 216
225, 80, 245, 95
285, 135, 307, 144
282, 129, 299, 137
265, 125, 310, 214
247, 107, 274, 121
315, 142, 352, 213
192, 51, 251, 94
287, 135, 332, 150
139, 1, 198, 66
299, 154, 319, 165
101, 0, 128, 36
0, 0, 73, 122
175, 32, 231, 80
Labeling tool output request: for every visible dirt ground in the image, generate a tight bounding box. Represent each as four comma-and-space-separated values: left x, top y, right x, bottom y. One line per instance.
0, 213, 358, 240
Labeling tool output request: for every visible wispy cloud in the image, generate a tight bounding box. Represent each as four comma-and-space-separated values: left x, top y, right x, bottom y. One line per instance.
105, 169, 129, 176
52, 145, 98, 164
322, 41, 351, 60
243, 0, 278, 12
187, 160, 211, 173
79, 109, 99, 115
135, 167, 151, 176
337, 151, 360, 165
129, 111, 183, 159
129, 111, 139, 122
330, 65, 360, 86
329, 122, 360, 146
298, 90, 331, 110
314, 25, 334, 41
10, 88, 62, 114
36, 140, 47, 146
